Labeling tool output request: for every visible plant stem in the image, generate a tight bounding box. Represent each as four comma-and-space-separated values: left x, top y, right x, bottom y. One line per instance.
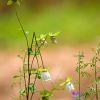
34, 33, 45, 69
23, 52, 27, 99
19, 68, 22, 100
27, 33, 35, 100
30, 35, 40, 100
15, 8, 29, 48
94, 57, 98, 100
78, 56, 81, 100
30, 74, 37, 100
15, 8, 30, 100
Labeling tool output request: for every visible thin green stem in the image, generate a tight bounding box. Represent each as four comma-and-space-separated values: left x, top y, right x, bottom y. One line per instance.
31, 32, 35, 49
23, 52, 27, 99
24, 48, 30, 100
77, 52, 83, 100
15, 8, 29, 48
94, 57, 98, 100
34, 33, 45, 69
30, 74, 37, 100
78, 56, 81, 100
15, 8, 30, 100
27, 33, 35, 99
19, 68, 22, 100
30, 41, 40, 100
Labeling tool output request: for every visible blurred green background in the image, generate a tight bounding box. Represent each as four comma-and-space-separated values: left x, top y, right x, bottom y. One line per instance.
0, 0, 100, 49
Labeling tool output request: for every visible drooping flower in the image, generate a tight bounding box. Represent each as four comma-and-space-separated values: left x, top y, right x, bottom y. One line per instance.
41, 71, 51, 81
65, 81, 75, 91
72, 91, 79, 97
72, 91, 83, 100
60, 77, 75, 91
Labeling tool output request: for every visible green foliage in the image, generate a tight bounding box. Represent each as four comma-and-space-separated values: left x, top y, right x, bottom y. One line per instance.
75, 45, 100, 100
60, 77, 72, 86
7, 0, 21, 6
20, 84, 36, 97
28, 84, 36, 92
40, 90, 53, 100
20, 88, 27, 96
13, 75, 23, 79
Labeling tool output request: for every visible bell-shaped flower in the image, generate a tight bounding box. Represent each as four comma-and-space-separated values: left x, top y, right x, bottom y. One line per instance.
41, 71, 51, 81
72, 91, 83, 100
72, 91, 79, 97
65, 81, 75, 91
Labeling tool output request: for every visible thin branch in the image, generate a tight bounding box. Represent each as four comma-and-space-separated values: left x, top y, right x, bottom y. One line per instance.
30, 43, 40, 100
94, 57, 98, 100
78, 53, 81, 100
15, 8, 29, 48
22, 52, 27, 99
34, 33, 45, 69
30, 74, 37, 100
31, 32, 35, 49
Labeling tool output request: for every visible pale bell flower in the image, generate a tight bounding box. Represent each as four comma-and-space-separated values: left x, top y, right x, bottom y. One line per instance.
41, 71, 51, 81
65, 82, 75, 91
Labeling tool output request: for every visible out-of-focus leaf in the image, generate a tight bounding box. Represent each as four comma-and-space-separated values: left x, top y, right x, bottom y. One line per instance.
40, 90, 53, 97
7, 0, 13, 5
20, 88, 26, 96
81, 71, 91, 77
16, 0, 20, 6
29, 84, 36, 92
13, 75, 23, 79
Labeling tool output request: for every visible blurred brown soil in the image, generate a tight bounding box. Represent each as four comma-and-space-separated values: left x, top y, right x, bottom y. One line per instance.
0, 45, 98, 100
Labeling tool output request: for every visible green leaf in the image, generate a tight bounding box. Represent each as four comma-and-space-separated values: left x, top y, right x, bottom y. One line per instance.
38, 68, 48, 72
13, 75, 23, 79
94, 80, 100, 84
20, 88, 26, 96
60, 77, 72, 86
29, 84, 36, 92
31, 68, 37, 74
40, 90, 53, 97
16, 0, 20, 6
81, 71, 91, 77
54, 32, 60, 36
97, 67, 100, 71
60, 82, 66, 86
40, 34, 48, 39
7, 0, 13, 5
42, 97, 49, 100
48, 32, 60, 37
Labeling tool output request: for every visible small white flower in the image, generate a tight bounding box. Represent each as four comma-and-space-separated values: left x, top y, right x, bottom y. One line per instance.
41, 71, 51, 81
65, 82, 75, 91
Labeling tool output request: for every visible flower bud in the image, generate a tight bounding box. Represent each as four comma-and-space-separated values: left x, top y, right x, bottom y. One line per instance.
40, 38, 48, 45
50, 36, 57, 44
